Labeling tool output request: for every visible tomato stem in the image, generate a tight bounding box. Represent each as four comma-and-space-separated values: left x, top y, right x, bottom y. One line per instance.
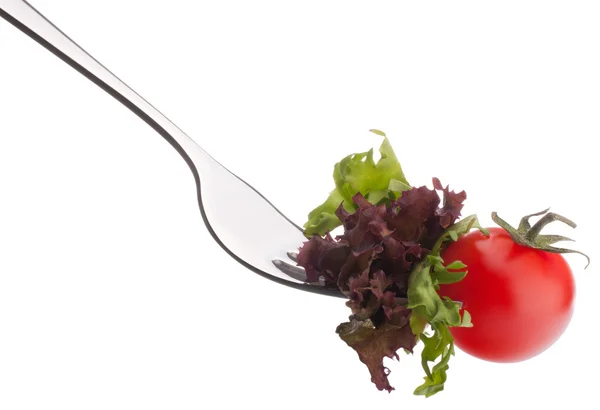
525, 212, 577, 241
491, 209, 590, 269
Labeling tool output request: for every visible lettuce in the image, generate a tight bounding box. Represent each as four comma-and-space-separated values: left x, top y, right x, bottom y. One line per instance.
303, 130, 410, 236
297, 132, 487, 397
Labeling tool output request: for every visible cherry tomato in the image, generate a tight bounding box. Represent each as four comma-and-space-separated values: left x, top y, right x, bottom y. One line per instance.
438, 227, 575, 363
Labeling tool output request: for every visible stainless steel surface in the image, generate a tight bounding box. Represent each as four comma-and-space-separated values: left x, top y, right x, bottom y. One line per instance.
0, 0, 344, 298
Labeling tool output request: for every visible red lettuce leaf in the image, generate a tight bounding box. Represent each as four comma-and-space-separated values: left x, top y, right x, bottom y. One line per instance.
336, 305, 416, 393
297, 177, 467, 393
387, 185, 440, 243
296, 233, 350, 284
432, 177, 466, 229
336, 194, 393, 253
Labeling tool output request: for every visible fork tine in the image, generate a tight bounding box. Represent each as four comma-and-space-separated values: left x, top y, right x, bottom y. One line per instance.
286, 251, 298, 262
271, 258, 307, 282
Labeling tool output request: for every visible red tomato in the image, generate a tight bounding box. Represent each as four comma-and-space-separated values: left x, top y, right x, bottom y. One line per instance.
438, 227, 575, 363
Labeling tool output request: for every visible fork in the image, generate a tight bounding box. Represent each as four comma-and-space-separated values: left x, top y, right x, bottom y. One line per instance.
0, 0, 344, 299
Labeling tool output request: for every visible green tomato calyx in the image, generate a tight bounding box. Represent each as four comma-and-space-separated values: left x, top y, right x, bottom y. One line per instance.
491, 209, 590, 269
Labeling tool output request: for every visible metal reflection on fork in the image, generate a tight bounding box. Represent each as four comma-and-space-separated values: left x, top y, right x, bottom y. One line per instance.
0, 0, 345, 298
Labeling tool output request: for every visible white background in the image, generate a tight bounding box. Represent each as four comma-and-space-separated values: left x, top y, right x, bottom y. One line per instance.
1, 0, 599, 409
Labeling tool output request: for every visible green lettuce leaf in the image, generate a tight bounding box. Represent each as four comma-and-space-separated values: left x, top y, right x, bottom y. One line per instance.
303, 130, 410, 236
407, 215, 487, 397
413, 323, 454, 397
298, 130, 486, 397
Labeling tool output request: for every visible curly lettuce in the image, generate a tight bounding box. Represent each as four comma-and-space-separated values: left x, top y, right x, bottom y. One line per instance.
303, 129, 410, 236
297, 131, 488, 397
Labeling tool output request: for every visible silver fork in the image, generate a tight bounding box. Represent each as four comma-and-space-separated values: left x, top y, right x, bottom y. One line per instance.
0, 0, 344, 298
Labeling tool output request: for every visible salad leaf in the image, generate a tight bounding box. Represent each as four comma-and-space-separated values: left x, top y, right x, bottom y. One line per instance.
406, 260, 465, 397
336, 305, 416, 393
298, 177, 471, 394
407, 215, 487, 396
413, 323, 454, 397
431, 214, 489, 255
298, 132, 487, 397
296, 233, 350, 284
386, 186, 441, 243
433, 177, 467, 229
407, 260, 463, 326
303, 130, 410, 236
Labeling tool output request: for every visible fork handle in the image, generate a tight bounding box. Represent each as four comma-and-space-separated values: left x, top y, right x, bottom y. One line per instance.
0, 0, 212, 173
